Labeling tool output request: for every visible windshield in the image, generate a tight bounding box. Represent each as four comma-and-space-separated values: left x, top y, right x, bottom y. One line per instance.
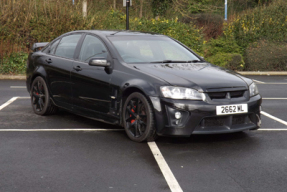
108, 36, 200, 63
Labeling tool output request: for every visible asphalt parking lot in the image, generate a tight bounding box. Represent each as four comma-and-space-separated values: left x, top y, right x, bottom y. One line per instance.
1, 76, 287, 192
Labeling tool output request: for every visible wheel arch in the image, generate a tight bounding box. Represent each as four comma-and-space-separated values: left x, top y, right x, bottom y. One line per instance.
122, 87, 146, 102
120, 86, 157, 128
30, 66, 48, 93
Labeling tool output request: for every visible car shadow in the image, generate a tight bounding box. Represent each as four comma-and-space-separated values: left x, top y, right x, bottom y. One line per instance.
47, 109, 123, 130
156, 131, 254, 145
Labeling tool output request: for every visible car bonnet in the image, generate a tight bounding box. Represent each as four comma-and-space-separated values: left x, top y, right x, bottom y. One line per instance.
132, 63, 249, 92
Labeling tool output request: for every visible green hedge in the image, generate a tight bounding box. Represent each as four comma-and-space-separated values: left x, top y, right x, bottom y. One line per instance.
204, 0, 287, 70
202, 36, 245, 70
224, 0, 287, 48
0, 52, 28, 74
245, 40, 287, 71
206, 53, 245, 71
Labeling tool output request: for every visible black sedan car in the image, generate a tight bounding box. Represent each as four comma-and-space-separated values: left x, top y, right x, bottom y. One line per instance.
26, 30, 262, 142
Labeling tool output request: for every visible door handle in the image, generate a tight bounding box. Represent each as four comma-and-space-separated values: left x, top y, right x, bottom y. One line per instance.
73, 66, 82, 71
46, 58, 52, 63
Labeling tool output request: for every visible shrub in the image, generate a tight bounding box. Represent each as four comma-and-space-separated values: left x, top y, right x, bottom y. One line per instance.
152, 0, 172, 17
203, 37, 245, 70
132, 17, 204, 54
0, 0, 110, 49
203, 36, 241, 57
245, 40, 287, 71
224, 0, 287, 48
206, 53, 245, 71
0, 52, 28, 74
181, 13, 224, 40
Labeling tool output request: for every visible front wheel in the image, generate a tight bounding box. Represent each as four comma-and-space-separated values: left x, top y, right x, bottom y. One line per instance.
123, 92, 158, 142
31, 76, 58, 116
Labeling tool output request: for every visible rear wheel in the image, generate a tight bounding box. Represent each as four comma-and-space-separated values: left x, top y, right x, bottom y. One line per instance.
123, 92, 157, 142
31, 76, 58, 116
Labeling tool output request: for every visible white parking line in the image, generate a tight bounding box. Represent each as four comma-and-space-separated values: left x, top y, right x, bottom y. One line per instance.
0, 129, 124, 132
261, 111, 287, 126
0, 97, 18, 111
10, 86, 26, 88
258, 129, 287, 131
257, 83, 287, 84
18, 97, 30, 99
263, 98, 287, 100
148, 141, 183, 192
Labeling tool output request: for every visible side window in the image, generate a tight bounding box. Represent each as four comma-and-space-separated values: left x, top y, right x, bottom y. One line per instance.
47, 39, 60, 54
79, 35, 108, 62
55, 34, 82, 59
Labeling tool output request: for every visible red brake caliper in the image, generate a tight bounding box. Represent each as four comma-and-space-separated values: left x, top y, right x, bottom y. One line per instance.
130, 106, 136, 123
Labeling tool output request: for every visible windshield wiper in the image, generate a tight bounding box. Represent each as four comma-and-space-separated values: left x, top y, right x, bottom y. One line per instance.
150, 60, 201, 63
188, 60, 201, 63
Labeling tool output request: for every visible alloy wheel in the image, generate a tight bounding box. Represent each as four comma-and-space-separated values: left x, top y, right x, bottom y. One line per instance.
125, 97, 148, 138
32, 80, 46, 112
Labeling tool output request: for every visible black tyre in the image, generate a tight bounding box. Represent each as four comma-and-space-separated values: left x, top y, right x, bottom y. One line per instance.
30, 76, 58, 116
123, 92, 158, 142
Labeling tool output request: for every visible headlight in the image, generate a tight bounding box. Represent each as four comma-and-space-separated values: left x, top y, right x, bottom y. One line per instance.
160, 86, 204, 100
249, 82, 259, 97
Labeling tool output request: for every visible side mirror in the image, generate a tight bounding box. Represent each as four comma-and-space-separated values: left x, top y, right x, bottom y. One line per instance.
88, 58, 110, 67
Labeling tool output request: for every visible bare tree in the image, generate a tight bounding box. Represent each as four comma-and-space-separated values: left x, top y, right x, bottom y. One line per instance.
139, 0, 143, 18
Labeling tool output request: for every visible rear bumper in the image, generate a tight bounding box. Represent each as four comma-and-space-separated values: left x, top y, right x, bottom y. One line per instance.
150, 94, 262, 137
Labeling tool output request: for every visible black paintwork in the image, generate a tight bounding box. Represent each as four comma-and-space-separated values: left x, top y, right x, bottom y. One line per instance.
26, 30, 262, 136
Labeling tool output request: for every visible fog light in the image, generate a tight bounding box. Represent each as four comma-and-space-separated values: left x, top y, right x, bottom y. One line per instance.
175, 112, 182, 119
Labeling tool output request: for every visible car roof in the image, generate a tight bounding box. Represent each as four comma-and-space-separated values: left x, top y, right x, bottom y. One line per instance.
66, 30, 164, 37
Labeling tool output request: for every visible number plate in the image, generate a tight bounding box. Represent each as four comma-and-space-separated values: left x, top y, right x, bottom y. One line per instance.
216, 104, 248, 115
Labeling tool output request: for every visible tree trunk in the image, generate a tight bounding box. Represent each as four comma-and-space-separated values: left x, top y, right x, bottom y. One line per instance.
83, 0, 87, 17
113, 0, 116, 9
139, 0, 143, 18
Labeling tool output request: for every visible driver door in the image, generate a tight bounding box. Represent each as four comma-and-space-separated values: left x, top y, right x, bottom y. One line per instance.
71, 34, 112, 120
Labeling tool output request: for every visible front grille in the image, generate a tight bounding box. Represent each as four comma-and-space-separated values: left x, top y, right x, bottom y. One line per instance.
201, 114, 250, 128
207, 91, 245, 100
230, 91, 244, 98
202, 116, 226, 127
208, 92, 226, 99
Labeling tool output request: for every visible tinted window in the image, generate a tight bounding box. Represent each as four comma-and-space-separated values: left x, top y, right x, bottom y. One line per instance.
55, 34, 82, 59
46, 39, 60, 54
42, 43, 51, 53
79, 35, 108, 62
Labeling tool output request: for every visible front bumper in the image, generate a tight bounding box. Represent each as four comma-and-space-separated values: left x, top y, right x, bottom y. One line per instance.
150, 94, 262, 136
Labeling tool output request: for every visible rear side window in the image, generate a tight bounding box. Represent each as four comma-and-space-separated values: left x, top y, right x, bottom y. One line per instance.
55, 34, 82, 59
78, 35, 108, 62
